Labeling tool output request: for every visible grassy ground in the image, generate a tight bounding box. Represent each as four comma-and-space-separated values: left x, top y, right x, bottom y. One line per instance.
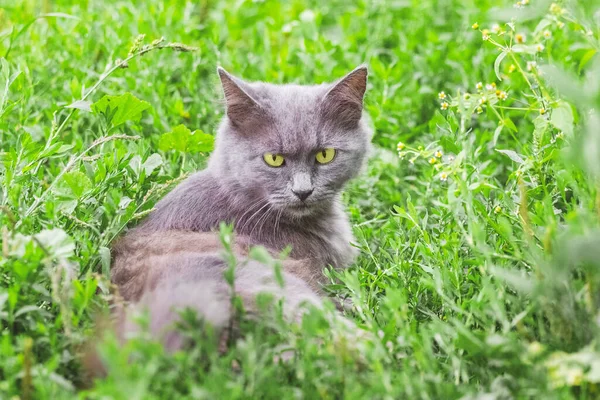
1, 0, 600, 398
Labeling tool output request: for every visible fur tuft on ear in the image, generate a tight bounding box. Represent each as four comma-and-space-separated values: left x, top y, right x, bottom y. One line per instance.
322, 66, 368, 129
217, 67, 264, 128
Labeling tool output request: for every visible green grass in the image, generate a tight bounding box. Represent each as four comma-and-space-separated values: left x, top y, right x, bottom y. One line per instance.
1, 0, 600, 398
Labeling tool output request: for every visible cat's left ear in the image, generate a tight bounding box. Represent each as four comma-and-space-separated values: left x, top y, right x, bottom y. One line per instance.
322, 66, 368, 128
217, 67, 265, 129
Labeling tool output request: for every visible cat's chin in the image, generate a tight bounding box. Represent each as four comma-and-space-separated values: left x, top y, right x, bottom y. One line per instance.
280, 201, 325, 219
284, 206, 314, 218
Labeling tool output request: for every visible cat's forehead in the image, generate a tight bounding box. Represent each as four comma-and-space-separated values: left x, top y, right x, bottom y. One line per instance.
249, 83, 331, 153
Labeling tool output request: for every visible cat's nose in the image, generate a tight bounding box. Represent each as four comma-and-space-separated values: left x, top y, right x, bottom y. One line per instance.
292, 189, 313, 201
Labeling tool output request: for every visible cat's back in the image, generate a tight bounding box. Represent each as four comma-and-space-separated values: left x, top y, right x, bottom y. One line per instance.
141, 170, 228, 232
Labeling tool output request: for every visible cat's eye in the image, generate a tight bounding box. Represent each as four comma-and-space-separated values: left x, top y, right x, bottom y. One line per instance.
315, 148, 336, 164
263, 153, 285, 167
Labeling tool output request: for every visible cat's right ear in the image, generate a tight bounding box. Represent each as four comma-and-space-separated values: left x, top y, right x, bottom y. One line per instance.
217, 67, 264, 128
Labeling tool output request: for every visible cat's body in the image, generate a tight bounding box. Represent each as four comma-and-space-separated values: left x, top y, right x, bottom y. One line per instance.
138, 169, 357, 269
110, 66, 371, 350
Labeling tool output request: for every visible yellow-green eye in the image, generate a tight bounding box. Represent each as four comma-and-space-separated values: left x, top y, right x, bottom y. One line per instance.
263, 153, 285, 167
315, 148, 336, 164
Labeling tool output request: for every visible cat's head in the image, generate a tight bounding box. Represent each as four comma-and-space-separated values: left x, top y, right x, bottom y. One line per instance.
210, 67, 371, 218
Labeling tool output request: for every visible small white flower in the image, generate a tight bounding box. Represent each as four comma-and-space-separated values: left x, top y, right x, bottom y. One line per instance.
299, 10, 315, 22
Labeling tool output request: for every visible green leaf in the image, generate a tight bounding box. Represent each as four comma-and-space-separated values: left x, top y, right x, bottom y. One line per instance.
99, 246, 111, 278
158, 124, 215, 153
539, 64, 588, 106
54, 171, 92, 198
440, 135, 460, 154
492, 124, 503, 147
578, 49, 597, 73
503, 117, 518, 132
35, 229, 75, 258
512, 45, 538, 54
142, 153, 163, 175
66, 100, 92, 112
496, 149, 525, 164
494, 50, 508, 81
91, 92, 152, 127
249, 246, 274, 264
550, 101, 574, 136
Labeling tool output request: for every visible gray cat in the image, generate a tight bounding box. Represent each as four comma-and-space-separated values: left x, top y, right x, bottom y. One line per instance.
110, 66, 371, 350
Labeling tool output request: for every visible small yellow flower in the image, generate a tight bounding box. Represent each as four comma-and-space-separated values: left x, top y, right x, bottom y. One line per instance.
476, 106, 483, 114
396, 141, 405, 151
535, 43, 545, 52
435, 151, 443, 158
494, 206, 502, 214
522, 0, 529, 4
539, 107, 547, 115
508, 64, 517, 73
482, 29, 490, 40
566, 368, 584, 386
479, 96, 487, 105
550, 3, 563, 15
441, 102, 449, 110
440, 172, 448, 181
476, 82, 483, 91
528, 341, 544, 357
438, 91, 447, 100
472, 22, 479, 30
514, 1, 523, 9
429, 157, 437, 165
463, 93, 471, 100
543, 30, 552, 39
497, 90, 508, 100
515, 33, 527, 43
527, 61, 537, 71
556, 131, 564, 139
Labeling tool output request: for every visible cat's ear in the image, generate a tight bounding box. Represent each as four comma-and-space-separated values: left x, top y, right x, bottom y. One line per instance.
322, 66, 368, 129
217, 67, 264, 128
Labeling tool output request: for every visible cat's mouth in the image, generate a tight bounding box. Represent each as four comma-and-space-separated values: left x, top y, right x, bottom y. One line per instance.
279, 199, 323, 217
284, 204, 314, 217
268, 194, 324, 217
